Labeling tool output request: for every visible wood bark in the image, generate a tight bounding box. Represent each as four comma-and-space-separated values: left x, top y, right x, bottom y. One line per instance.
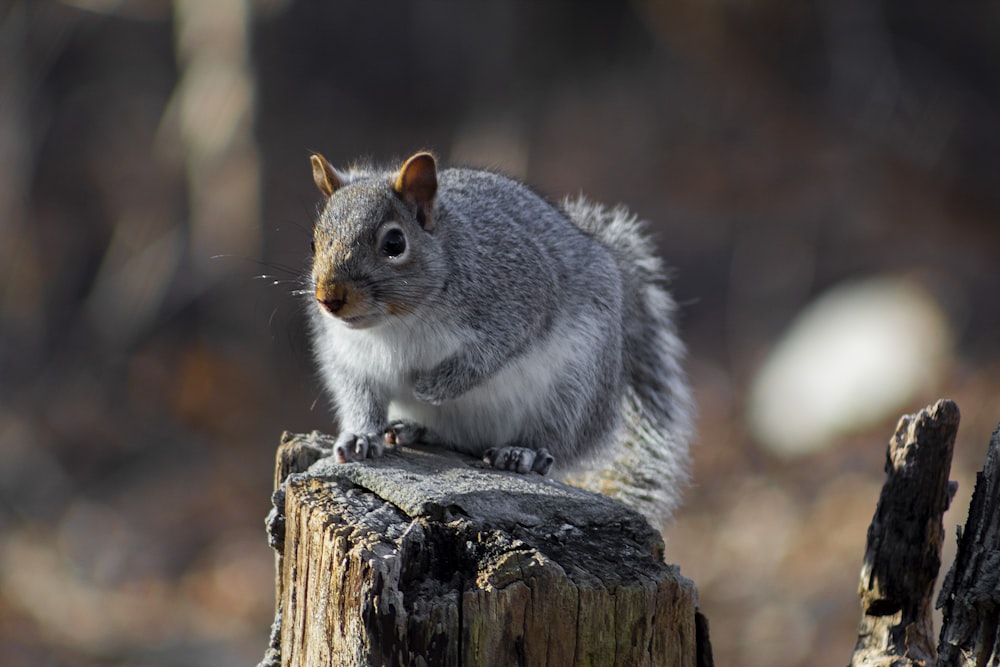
935, 422, 1000, 666
849, 398, 1000, 667
850, 399, 960, 667
260, 431, 709, 667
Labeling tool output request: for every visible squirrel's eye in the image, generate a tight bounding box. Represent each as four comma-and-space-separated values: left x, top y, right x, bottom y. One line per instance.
310, 237, 316, 255
380, 228, 407, 258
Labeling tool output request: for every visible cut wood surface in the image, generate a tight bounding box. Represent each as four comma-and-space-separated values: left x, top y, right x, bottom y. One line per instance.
260, 431, 707, 667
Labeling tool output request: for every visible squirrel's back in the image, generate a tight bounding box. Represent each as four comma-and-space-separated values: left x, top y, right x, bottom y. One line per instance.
559, 197, 695, 523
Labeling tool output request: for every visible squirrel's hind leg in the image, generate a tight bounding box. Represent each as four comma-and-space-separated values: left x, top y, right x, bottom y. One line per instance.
483, 446, 554, 476
384, 420, 445, 448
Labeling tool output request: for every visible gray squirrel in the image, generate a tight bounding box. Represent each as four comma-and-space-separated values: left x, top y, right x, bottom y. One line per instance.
305, 151, 694, 523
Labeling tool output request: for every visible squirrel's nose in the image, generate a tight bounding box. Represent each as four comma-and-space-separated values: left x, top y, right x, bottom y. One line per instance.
315, 284, 347, 315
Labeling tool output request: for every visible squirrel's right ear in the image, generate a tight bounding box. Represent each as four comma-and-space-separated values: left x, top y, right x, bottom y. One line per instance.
310, 152, 342, 198
393, 152, 438, 228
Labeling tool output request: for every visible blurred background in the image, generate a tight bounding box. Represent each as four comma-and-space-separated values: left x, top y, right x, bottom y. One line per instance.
2, 1, 999, 665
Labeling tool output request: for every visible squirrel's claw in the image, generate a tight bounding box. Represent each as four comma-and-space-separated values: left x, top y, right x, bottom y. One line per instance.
483, 446, 555, 476
333, 431, 384, 463
384, 421, 426, 447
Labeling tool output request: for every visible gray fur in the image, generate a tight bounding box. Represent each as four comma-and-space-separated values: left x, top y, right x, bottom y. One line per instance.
307, 158, 693, 524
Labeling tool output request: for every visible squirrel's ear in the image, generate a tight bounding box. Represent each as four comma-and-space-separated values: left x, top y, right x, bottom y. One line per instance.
310, 152, 342, 197
393, 152, 437, 227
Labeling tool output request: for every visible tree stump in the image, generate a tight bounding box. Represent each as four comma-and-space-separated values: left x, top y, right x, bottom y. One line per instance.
259, 431, 709, 667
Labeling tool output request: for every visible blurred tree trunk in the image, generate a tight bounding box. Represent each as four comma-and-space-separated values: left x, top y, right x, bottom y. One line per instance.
172, 0, 261, 284
0, 2, 39, 330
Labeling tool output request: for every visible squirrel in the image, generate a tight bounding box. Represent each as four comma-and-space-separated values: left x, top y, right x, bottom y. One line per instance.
304, 150, 694, 523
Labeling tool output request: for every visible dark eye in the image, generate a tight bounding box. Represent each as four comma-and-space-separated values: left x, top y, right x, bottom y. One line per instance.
310, 236, 316, 255
380, 227, 407, 258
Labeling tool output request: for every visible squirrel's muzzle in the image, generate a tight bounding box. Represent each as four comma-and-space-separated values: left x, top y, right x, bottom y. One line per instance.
315, 283, 348, 315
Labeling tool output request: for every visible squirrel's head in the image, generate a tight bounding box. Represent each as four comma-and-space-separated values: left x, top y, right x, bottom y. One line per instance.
308, 151, 443, 329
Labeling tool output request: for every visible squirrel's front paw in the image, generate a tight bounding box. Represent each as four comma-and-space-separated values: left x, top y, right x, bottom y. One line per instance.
384, 420, 426, 447
333, 431, 385, 463
483, 446, 555, 475
385, 420, 447, 448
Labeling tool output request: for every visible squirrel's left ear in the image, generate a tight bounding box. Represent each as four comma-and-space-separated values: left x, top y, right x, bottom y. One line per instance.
393, 152, 437, 229
310, 152, 343, 198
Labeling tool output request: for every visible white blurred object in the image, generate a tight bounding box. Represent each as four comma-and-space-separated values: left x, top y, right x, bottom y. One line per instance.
748, 276, 953, 457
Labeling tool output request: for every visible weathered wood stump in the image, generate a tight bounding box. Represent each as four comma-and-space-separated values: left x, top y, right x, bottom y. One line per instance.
936, 422, 1000, 665
850, 399, 960, 667
850, 398, 1000, 667
259, 431, 709, 667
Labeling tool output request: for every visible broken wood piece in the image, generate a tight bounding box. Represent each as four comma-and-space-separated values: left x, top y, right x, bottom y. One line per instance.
850, 399, 960, 667
935, 422, 1000, 666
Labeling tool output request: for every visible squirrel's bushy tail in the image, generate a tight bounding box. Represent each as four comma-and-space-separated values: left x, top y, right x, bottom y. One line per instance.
561, 196, 695, 526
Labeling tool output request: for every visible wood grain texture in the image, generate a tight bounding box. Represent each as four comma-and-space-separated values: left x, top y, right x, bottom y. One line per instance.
262, 431, 704, 667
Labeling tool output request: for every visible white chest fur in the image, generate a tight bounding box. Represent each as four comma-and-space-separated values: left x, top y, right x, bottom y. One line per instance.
314, 310, 466, 385
392, 313, 605, 454
314, 306, 609, 456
